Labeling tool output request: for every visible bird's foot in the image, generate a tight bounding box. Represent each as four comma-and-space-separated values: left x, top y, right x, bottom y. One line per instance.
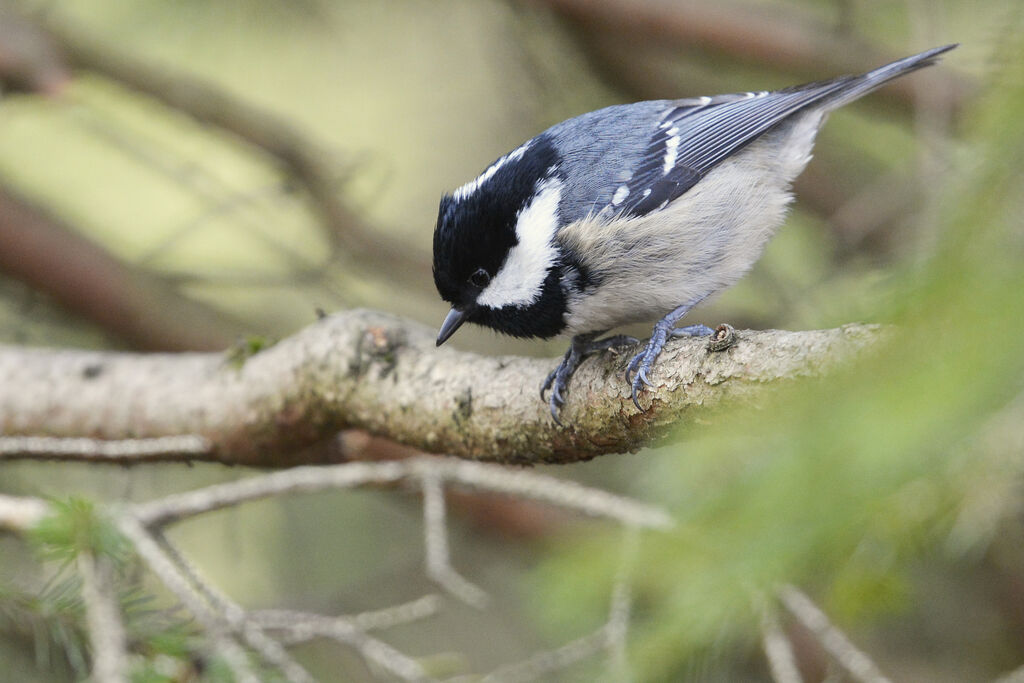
625, 323, 714, 411
541, 333, 638, 424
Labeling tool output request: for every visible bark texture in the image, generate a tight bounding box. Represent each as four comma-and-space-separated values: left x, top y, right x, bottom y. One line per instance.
0, 309, 880, 466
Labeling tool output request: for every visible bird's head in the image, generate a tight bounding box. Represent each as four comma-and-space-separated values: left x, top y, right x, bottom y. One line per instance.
432, 136, 570, 345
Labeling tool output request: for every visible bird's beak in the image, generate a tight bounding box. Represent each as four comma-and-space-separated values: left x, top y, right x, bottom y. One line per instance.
436, 307, 468, 346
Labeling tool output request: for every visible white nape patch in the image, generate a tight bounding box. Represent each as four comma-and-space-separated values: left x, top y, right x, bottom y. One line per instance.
663, 134, 681, 174
453, 142, 531, 201
611, 185, 629, 205
476, 178, 562, 309
642, 188, 652, 198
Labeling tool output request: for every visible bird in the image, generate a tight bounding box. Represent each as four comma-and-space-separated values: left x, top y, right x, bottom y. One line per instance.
431, 44, 956, 423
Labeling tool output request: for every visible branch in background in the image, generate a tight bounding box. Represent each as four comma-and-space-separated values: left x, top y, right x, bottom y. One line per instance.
76, 552, 128, 683
115, 516, 262, 683
251, 595, 443, 642
4, 457, 671, 681
760, 606, 804, 683
0, 309, 881, 467
0, 493, 50, 531
0, 183, 245, 350
36, 15, 428, 280
525, 0, 970, 111
129, 458, 672, 529
0, 3, 70, 95
0, 435, 210, 461
778, 585, 893, 683
336, 431, 571, 539
249, 608, 431, 681
149, 530, 315, 683
420, 467, 490, 608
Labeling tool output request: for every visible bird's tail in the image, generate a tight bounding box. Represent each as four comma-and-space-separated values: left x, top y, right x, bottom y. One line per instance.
821, 44, 958, 111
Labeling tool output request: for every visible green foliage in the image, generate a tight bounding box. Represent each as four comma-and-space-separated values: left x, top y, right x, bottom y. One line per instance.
0, 568, 90, 678
535, 29, 1024, 682
30, 497, 129, 563
6, 498, 223, 681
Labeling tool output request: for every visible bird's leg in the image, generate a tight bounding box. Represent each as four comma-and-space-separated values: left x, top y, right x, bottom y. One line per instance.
541, 331, 639, 424
625, 301, 713, 411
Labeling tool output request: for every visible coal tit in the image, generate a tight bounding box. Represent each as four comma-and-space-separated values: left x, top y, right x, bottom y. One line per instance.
432, 45, 956, 422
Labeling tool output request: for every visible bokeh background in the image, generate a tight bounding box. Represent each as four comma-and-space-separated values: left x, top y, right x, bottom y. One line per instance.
1, 0, 1023, 680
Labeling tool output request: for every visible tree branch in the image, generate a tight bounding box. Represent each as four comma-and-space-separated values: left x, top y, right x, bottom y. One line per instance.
5, 454, 672, 681
77, 552, 128, 683
0, 309, 880, 466
778, 585, 892, 683
525, 0, 969, 112
38, 14, 428, 280
0, 183, 245, 351
0, 493, 50, 531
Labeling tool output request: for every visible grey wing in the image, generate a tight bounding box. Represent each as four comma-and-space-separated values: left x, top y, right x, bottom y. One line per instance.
613, 44, 956, 218
613, 81, 855, 218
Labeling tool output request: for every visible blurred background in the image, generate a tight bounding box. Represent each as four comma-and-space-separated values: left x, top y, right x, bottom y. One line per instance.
1, 0, 1022, 680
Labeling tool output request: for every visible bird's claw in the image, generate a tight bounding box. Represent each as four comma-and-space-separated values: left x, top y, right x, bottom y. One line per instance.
625, 322, 715, 411
543, 333, 639, 424
540, 367, 559, 401
540, 347, 576, 425
547, 367, 571, 426
552, 381, 565, 407
626, 339, 663, 411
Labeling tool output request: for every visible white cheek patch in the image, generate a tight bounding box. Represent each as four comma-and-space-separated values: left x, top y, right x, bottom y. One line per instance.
453, 142, 531, 202
477, 178, 562, 309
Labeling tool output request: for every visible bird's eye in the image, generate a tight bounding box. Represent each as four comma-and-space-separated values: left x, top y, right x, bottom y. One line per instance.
469, 269, 490, 288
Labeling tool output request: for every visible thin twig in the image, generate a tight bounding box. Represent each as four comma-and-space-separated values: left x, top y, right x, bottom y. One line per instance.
132, 458, 673, 533
252, 594, 440, 640
480, 625, 611, 683
4, 466, 667, 681
77, 552, 128, 683
150, 530, 314, 683
0, 493, 50, 531
472, 523, 642, 683
345, 594, 443, 632
133, 461, 410, 527
410, 458, 674, 529
605, 526, 639, 682
148, 529, 230, 610
779, 585, 891, 683
252, 609, 434, 682
154, 525, 430, 680
760, 605, 803, 683
420, 468, 489, 608
0, 435, 211, 462
116, 515, 259, 683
